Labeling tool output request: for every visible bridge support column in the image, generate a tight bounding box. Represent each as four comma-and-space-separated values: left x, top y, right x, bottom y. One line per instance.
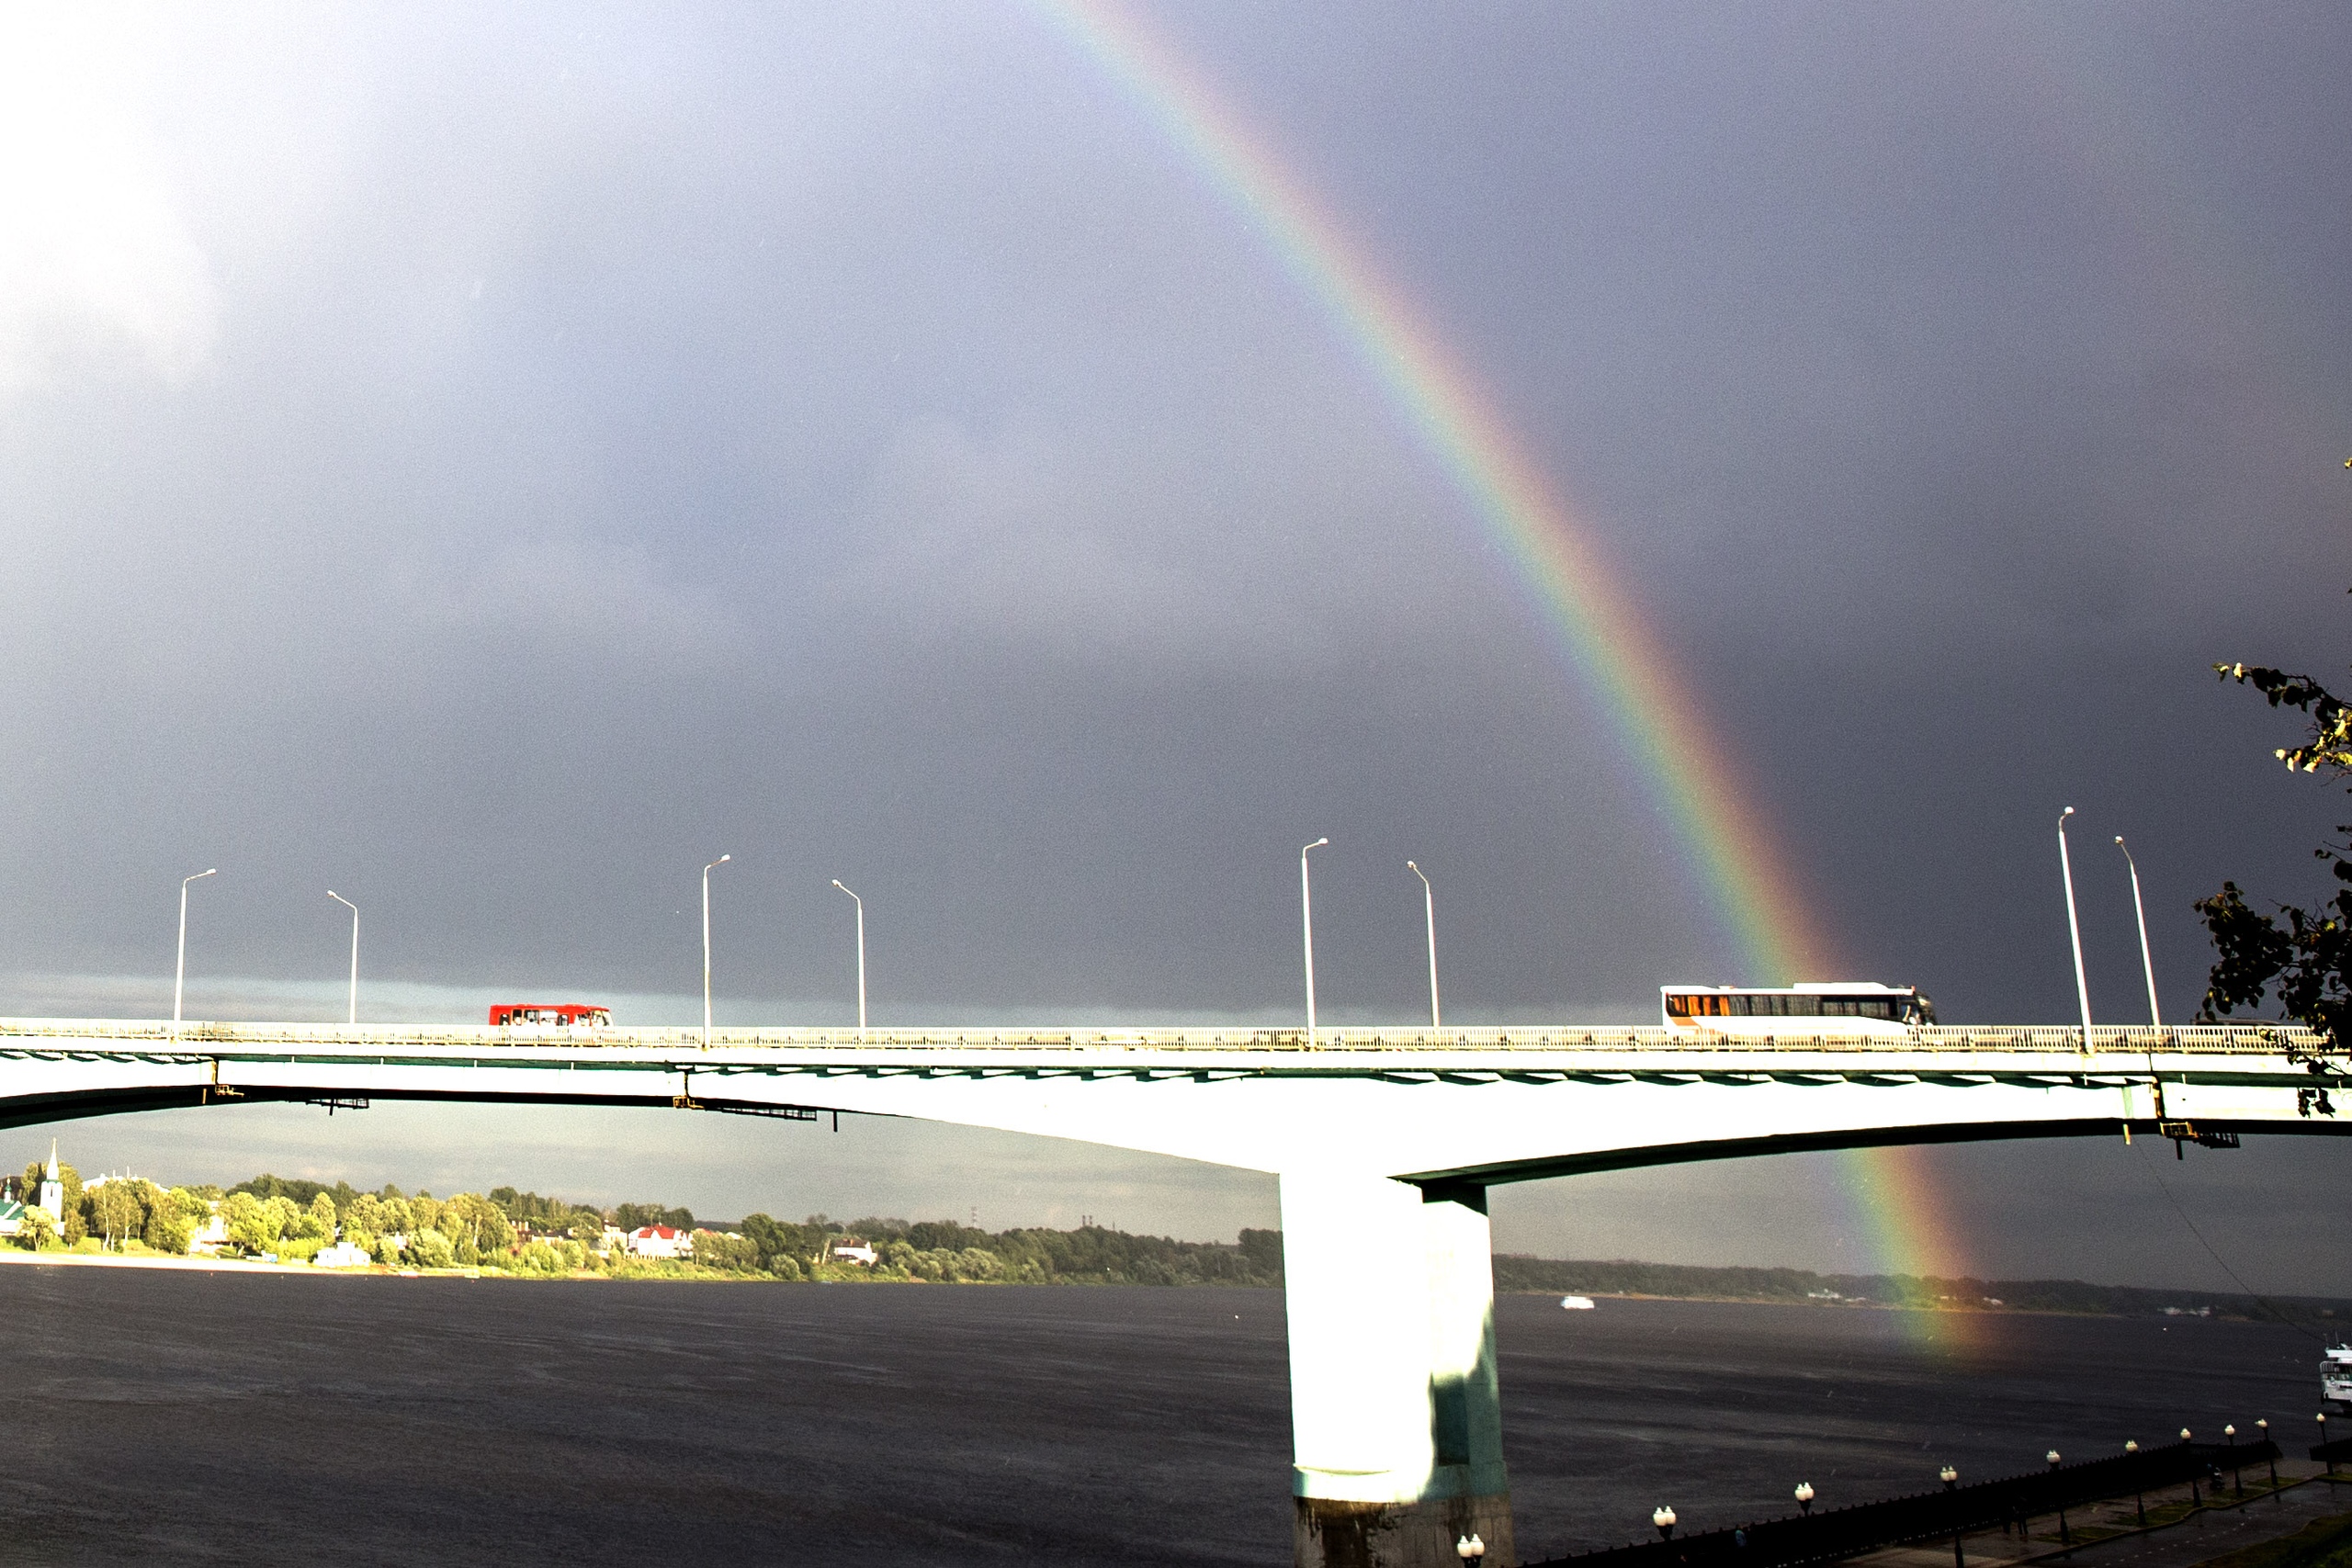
1281, 1170, 1512, 1568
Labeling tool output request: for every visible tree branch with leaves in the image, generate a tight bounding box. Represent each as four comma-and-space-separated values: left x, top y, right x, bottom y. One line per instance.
2196, 586, 2352, 1045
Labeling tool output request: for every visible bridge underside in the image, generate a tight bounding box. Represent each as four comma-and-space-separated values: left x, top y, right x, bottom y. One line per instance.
2, 1082, 2332, 1180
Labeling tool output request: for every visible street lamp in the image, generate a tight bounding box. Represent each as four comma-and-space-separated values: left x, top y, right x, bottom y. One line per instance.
1795, 1482, 1815, 1517
1300, 839, 1328, 1040
1407, 861, 1440, 1029
2059, 808, 2093, 1040
2125, 1439, 2145, 1526
2320, 1413, 2334, 1475
2258, 1418, 2277, 1493
2225, 1424, 2241, 1496
1454, 1535, 1486, 1562
2183, 1430, 2200, 1507
1652, 1506, 1676, 1542
1940, 1468, 1962, 1568
2048, 1450, 2071, 1546
831, 881, 866, 1036
173, 869, 217, 1033
326, 891, 358, 1027
2115, 837, 2161, 1025
701, 855, 729, 1047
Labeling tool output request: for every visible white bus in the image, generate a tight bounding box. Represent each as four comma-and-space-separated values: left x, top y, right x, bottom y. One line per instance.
1660, 982, 1935, 1039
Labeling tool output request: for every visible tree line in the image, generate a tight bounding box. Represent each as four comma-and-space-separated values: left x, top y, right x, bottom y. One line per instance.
7, 1162, 1284, 1284
1490, 1255, 2352, 1325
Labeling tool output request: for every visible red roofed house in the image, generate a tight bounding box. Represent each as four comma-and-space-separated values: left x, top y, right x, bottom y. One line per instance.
628, 1224, 692, 1259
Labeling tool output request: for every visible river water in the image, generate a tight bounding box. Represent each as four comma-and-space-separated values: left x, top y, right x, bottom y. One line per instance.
0, 1269, 2322, 1565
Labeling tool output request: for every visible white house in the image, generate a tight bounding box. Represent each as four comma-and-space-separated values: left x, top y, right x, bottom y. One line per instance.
831, 1241, 878, 1267
314, 1240, 373, 1269
628, 1224, 691, 1259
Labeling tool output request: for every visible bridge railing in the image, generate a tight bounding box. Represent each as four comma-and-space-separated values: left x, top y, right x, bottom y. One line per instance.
0, 1018, 2322, 1055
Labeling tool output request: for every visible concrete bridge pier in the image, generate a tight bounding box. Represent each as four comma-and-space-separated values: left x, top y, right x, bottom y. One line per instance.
1281, 1170, 1513, 1568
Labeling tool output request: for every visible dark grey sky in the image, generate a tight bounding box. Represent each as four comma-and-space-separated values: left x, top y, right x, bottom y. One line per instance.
2, 3, 2347, 1290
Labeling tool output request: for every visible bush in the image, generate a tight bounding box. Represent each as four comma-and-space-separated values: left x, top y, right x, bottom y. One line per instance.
692, 1231, 762, 1274
512, 1241, 567, 1276
413, 1231, 456, 1269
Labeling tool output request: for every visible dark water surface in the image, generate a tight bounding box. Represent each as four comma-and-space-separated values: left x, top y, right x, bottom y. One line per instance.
0, 1269, 2319, 1565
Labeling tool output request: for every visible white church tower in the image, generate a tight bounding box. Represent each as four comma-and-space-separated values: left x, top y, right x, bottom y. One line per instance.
38, 1140, 62, 1217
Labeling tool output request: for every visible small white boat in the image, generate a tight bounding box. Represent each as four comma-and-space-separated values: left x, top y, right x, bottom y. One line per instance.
1560, 1295, 1596, 1311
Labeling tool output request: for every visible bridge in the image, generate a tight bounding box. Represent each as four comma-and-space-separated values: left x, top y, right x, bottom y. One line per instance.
0, 1016, 2340, 1568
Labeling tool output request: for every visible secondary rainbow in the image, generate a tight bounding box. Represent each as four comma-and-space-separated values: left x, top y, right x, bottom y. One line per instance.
1035, 0, 1832, 983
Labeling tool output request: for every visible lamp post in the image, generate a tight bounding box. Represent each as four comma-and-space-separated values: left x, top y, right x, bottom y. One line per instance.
173, 868, 217, 1033
831, 881, 866, 1037
2048, 1450, 2070, 1547
326, 891, 358, 1027
2321, 1413, 2334, 1475
1795, 1483, 1815, 1517
2258, 1418, 2277, 1494
1652, 1506, 1677, 1542
701, 854, 729, 1047
1454, 1535, 1486, 1562
2059, 808, 2093, 1040
1406, 860, 1440, 1029
2125, 1440, 2145, 1527
2225, 1425, 2241, 1497
2115, 837, 2161, 1025
1941, 1468, 1962, 1568
1300, 838, 1328, 1040
2184, 1430, 2200, 1507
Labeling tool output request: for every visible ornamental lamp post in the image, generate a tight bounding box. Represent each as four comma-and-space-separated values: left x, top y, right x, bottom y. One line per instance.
1653, 1506, 1677, 1542
2184, 1430, 2200, 1507
2258, 1418, 2278, 1494
2226, 1425, 2241, 1496
1795, 1482, 1815, 1517
2321, 1414, 2335, 1475
1940, 1468, 1962, 1568
2125, 1440, 2145, 1526
2048, 1451, 2070, 1547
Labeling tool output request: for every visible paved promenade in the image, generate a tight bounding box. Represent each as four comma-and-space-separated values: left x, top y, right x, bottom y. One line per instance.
1852, 1467, 2352, 1568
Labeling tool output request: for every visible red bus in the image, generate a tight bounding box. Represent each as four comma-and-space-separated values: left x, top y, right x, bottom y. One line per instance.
489, 1004, 612, 1028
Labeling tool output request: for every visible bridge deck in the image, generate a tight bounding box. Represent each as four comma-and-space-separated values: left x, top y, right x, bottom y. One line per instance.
0, 1019, 2321, 1058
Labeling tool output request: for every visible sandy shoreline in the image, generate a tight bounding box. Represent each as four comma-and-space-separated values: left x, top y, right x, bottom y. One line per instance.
0, 1248, 396, 1277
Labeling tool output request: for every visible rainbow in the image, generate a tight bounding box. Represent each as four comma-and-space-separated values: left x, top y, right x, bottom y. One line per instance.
1033, 2, 1991, 1320
1033, 0, 1831, 985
